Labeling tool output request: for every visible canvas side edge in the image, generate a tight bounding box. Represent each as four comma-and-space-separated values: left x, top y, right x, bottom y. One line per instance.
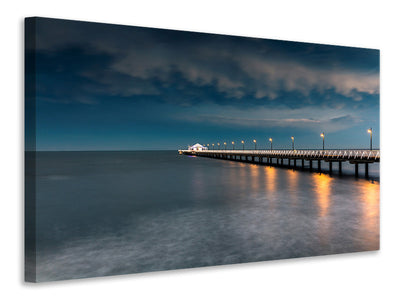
24, 17, 37, 283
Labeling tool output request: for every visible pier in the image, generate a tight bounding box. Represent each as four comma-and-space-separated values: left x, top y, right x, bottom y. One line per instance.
179, 149, 380, 178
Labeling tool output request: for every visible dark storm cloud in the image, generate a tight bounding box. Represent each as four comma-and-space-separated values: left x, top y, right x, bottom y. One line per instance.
34, 18, 379, 109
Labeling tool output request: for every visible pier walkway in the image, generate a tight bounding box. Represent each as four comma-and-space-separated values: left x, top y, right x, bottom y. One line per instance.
179, 149, 380, 177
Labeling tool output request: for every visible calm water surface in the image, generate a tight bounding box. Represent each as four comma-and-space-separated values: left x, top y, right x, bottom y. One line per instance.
34, 151, 380, 281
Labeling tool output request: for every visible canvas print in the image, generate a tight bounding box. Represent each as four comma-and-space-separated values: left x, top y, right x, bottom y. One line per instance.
25, 17, 380, 282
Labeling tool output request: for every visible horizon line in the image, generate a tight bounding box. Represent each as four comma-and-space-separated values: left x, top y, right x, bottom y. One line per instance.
26, 147, 381, 152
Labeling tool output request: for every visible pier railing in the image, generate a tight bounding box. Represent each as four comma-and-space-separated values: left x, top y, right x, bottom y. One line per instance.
180, 149, 380, 161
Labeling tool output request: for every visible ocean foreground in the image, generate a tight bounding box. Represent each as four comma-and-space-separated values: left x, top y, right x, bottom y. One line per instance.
30, 151, 379, 281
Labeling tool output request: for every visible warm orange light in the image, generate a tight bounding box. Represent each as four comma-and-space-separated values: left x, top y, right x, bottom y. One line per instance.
224, 142, 226, 145
253, 139, 256, 143
264, 166, 277, 198
357, 180, 379, 248
269, 138, 272, 142
320, 133, 324, 138
232, 141, 235, 144
367, 128, 372, 134
241, 140, 244, 144
291, 136, 294, 140
313, 173, 332, 217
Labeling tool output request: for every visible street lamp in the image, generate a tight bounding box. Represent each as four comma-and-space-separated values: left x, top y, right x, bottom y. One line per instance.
241, 140, 244, 151
291, 136, 294, 150
212, 143, 215, 150
367, 128, 372, 150
207, 144, 209, 150
224, 142, 227, 150
269, 138, 273, 150
253, 139, 257, 150
217, 142, 220, 150
232, 141, 235, 150
320, 132, 325, 151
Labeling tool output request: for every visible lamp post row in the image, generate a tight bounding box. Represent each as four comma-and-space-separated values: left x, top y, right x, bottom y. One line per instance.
202, 129, 373, 151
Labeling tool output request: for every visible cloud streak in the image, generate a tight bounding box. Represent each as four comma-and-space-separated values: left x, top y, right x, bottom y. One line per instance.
173, 102, 364, 133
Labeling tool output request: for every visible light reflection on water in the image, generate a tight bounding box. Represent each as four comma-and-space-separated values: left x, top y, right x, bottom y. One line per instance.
358, 180, 380, 249
34, 151, 380, 282
313, 173, 333, 217
312, 173, 333, 248
287, 169, 299, 206
249, 164, 261, 194
264, 166, 277, 210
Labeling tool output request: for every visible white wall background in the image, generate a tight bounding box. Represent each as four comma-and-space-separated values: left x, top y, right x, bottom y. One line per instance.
1, 1, 399, 299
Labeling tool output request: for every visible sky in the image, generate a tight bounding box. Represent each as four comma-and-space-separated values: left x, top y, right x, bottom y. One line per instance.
28, 17, 380, 151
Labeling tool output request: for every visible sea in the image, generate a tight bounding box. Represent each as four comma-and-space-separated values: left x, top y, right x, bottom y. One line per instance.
31, 150, 380, 282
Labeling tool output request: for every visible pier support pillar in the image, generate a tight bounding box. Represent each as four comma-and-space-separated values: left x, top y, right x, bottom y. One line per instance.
252, 156, 255, 162
329, 161, 332, 174
288, 159, 291, 167
293, 159, 297, 169
365, 163, 369, 178
309, 160, 313, 172
339, 161, 342, 175
355, 163, 359, 177
318, 160, 321, 173
301, 159, 304, 169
